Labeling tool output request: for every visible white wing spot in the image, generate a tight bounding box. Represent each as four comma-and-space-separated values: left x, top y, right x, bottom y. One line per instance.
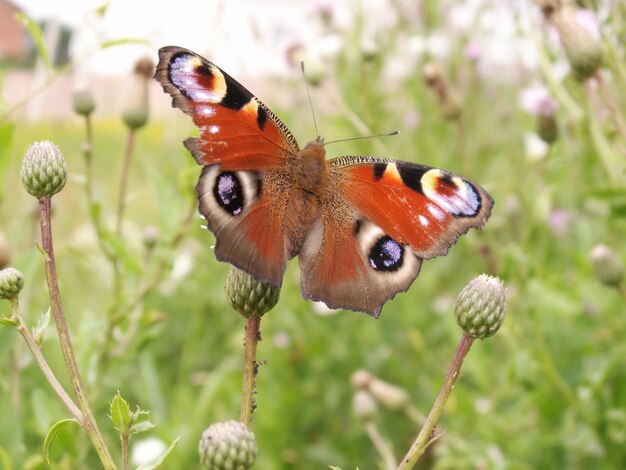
419, 215, 429, 226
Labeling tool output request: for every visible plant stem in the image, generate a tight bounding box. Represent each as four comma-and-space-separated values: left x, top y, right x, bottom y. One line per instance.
398, 333, 474, 470
240, 316, 261, 424
38, 196, 117, 470
10, 297, 84, 421
121, 432, 130, 470
116, 129, 136, 236
594, 71, 626, 150
365, 420, 397, 470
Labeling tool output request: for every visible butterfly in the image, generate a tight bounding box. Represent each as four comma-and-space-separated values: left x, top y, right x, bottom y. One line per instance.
155, 46, 493, 317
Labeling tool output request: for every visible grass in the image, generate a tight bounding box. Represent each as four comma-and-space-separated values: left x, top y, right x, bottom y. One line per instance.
1, 4, 626, 469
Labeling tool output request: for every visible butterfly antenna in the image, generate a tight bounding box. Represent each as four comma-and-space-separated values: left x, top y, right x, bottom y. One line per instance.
325, 131, 399, 147
301, 61, 319, 137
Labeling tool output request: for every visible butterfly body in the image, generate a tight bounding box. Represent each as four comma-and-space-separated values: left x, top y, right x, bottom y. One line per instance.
156, 46, 493, 317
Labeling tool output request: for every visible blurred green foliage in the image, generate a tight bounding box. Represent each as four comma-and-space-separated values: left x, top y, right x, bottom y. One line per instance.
1, 3, 626, 470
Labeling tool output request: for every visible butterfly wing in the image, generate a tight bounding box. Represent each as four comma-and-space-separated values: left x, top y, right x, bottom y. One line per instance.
299, 157, 493, 317
155, 46, 300, 284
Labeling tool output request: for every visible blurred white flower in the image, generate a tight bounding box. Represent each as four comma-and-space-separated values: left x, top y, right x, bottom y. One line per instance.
523, 132, 549, 160
312, 301, 340, 316
273, 331, 291, 349
519, 85, 557, 116
131, 437, 167, 467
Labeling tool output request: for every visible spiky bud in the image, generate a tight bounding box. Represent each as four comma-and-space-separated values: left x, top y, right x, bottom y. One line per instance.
0, 267, 24, 300
590, 245, 624, 287
552, 7, 603, 81
455, 275, 506, 339
122, 57, 153, 130
352, 390, 378, 422
21, 141, 67, 198
537, 114, 558, 143
198, 420, 257, 470
72, 86, 95, 116
225, 266, 280, 318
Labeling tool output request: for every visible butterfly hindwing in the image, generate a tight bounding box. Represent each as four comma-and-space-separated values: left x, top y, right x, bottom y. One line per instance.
299, 157, 493, 316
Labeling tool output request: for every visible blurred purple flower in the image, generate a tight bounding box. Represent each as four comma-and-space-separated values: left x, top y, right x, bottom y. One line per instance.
548, 208, 570, 238
519, 85, 557, 116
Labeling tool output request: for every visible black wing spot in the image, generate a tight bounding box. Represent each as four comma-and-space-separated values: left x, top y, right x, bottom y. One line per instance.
353, 219, 363, 236
368, 236, 404, 272
220, 75, 253, 110
214, 172, 245, 216
373, 163, 387, 180
397, 164, 429, 194
256, 105, 268, 130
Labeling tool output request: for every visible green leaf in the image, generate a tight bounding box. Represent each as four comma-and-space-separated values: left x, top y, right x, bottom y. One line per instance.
31, 308, 51, 345
136, 437, 180, 470
0, 446, 12, 470
14, 13, 51, 70
130, 420, 156, 434
110, 391, 131, 433
0, 316, 18, 327
98, 227, 143, 276
43, 419, 79, 463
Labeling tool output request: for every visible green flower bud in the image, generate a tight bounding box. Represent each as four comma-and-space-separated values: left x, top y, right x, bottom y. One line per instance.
455, 275, 506, 339
590, 245, 624, 287
142, 226, 160, 251
352, 390, 378, 422
368, 377, 410, 410
225, 266, 280, 318
21, 141, 67, 198
0, 267, 25, 300
199, 420, 257, 470
552, 7, 603, 81
537, 113, 559, 143
122, 57, 153, 130
72, 87, 96, 116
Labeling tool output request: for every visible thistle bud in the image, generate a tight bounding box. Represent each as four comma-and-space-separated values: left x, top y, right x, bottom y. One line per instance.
455, 275, 506, 339
142, 226, 160, 251
0, 267, 24, 300
72, 86, 96, 116
551, 7, 603, 81
590, 245, 624, 287
21, 141, 67, 199
225, 266, 280, 318
198, 420, 257, 470
122, 56, 153, 130
352, 390, 378, 422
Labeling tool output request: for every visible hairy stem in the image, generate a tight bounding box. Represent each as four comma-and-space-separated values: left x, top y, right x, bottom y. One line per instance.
240, 316, 261, 424
398, 333, 474, 469
10, 297, 83, 421
38, 197, 117, 469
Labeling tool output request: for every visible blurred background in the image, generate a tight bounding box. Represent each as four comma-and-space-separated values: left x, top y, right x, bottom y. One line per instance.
1, 0, 625, 469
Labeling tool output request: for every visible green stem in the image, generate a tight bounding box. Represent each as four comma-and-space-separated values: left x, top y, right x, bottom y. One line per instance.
398, 333, 474, 469
38, 197, 117, 470
10, 297, 83, 421
594, 70, 626, 150
240, 316, 261, 424
365, 420, 397, 470
116, 129, 136, 236
121, 432, 130, 470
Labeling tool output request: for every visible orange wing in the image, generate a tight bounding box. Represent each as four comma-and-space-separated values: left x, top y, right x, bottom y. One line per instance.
155, 46, 300, 284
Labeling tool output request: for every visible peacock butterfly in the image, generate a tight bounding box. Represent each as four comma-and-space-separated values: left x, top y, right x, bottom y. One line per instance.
155, 46, 493, 317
